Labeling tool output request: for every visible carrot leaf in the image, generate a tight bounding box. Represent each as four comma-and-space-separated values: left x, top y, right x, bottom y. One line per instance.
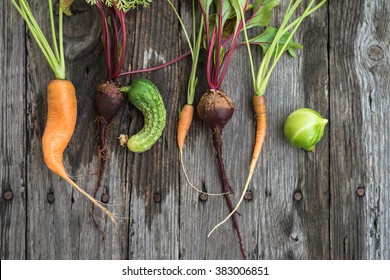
60, 0, 74, 16
247, 26, 302, 57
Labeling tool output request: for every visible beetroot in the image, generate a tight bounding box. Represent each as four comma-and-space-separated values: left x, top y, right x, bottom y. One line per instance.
95, 81, 125, 159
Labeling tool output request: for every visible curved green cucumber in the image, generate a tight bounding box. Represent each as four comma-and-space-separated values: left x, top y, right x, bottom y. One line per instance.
121, 79, 166, 153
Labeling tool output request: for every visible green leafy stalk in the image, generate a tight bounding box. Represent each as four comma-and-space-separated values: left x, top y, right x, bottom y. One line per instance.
233, 0, 256, 91
167, 0, 203, 105
254, 0, 327, 96
11, 0, 66, 80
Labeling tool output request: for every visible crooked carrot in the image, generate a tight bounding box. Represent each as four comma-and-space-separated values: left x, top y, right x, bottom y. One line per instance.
43, 80, 116, 222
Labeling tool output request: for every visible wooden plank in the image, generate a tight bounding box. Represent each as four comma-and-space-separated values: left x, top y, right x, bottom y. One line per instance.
3, 0, 390, 261
179, 1, 329, 259
25, 1, 128, 259
123, 1, 181, 260
329, 0, 390, 259
0, 1, 27, 260
23, 0, 181, 260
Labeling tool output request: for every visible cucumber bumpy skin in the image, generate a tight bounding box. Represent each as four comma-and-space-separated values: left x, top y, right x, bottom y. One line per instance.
121, 79, 167, 153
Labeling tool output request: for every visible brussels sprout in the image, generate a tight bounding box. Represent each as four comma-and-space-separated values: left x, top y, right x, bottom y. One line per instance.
284, 108, 328, 151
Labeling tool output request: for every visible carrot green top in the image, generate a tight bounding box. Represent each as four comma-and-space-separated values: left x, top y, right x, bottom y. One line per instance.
166, 0, 203, 105
242, 0, 328, 96
11, 0, 68, 80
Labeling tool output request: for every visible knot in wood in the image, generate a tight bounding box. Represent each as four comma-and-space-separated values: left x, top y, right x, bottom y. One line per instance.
367, 45, 384, 61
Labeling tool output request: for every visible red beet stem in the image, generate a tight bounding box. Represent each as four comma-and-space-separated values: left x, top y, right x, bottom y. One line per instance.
212, 125, 247, 260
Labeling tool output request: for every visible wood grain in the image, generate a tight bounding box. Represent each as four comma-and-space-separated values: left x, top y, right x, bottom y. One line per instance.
330, 0, 390, 259
0, 0, 27, 260
0, 0, 389, 260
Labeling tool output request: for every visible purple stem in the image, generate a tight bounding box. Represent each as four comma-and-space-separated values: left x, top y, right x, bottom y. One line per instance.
212, 125, 247, 260
113, 10, 127, 79
206, 28, 217, 89
108, 8, 119, 74
197, 0, 210, 46
117, 51, 191, 78
216, 0, 250, 91
215, 25, 241, 89
213, 0, 224, 86
97, 2, 113, 79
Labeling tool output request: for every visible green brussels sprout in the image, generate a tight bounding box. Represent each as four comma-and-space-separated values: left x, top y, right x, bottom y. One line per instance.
284, 108, 328, 151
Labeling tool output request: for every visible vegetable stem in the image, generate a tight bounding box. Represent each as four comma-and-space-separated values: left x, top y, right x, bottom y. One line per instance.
48, 0, 60, 61
236, 0, 256, 91
117, 51, 191, 77
11, 0, 66, 80
58, 3, 65, 79
255, 0, 327, 96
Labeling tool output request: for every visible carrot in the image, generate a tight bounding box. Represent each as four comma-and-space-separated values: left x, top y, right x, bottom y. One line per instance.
248, 96, 267, 182
42, 80, 116, 223
177, 104, 194, 156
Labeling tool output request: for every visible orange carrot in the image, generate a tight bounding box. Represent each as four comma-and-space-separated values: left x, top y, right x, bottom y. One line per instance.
248, 95, 267, 178
177, 104, 194, 155
208, 95, 266, 237
42, 80, 116, 223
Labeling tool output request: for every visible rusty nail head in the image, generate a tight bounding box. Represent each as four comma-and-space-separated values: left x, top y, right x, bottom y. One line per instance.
199, 193, 208, 202
154, 192, 161, 203
47, 193, 55, 204
294, 191, 303, 202
3, 190, 13, 201
356, 187, 365, 197
244, 190, 253, 201
101, 193, 110, 204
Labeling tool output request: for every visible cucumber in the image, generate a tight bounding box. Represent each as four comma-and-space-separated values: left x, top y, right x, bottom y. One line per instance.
121, 79, 166, 153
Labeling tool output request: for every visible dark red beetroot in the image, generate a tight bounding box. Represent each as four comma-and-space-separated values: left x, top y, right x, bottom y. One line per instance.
197, 89, 246, 260
96, 80, 125, 159
93, 80, 125, 228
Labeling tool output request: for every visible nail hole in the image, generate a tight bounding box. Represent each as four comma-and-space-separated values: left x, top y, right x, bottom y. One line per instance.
244, 190, 253, 201
101, 193, 110, 204
154, 192, 161, 203
47, 192, 55, 204
3, 190, 14, 201
293, 191, 303, 202
356, 187, 365, 197
199, 193, 208, 202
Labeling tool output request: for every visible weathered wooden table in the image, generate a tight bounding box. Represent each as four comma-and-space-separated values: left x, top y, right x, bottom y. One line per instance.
1, 0, 389, 260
